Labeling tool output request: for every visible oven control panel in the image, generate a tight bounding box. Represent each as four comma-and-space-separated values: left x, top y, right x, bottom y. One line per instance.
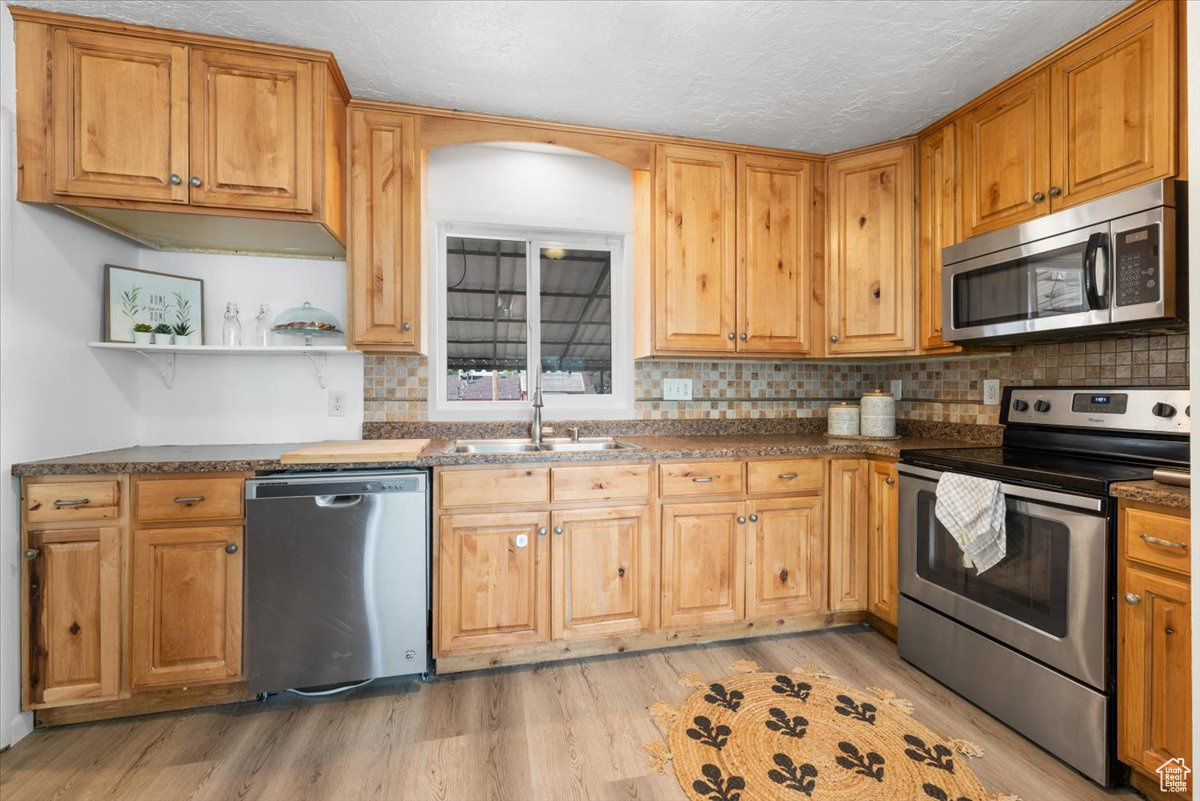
1004, 386, 1189, 434
1113, 223, 1161, 307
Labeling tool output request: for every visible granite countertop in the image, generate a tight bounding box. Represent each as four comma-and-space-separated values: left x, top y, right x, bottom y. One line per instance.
1110, 479, 1191, 510
11, 434, 986, 476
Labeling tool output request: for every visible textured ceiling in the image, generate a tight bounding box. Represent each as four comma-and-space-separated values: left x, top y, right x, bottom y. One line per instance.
11, 0, 1132, 153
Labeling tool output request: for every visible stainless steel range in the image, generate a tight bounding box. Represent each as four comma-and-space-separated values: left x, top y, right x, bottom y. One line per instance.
897, 386, 1189, 786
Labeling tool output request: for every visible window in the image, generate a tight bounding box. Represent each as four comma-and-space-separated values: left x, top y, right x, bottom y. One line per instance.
431, 223, 632, 419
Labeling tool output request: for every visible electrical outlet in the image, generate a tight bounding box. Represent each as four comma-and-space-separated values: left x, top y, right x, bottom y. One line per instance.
890, 379, 903, 401
983, 380, 1001, 406
663, 378, 693, 401
328, 390, 348, 417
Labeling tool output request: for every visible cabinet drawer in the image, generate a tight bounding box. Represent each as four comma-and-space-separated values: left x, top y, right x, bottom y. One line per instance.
747, 459, 823, 495
25, 481, 120, 523
552, 464, 650, 502
659, 461, 744, 497
439, 467, 550, 509
136, 478, 244, 523
1124, 506, 1190, 575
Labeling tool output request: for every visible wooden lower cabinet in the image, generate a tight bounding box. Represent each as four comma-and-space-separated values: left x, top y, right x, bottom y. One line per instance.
867, 460, 900, 626
131, 526, 243, 687
24, 526, 121, 707
551, 506, 654, 639
746, 496, 824, 618
828, 459, 869, 612
661, 501, 746, 627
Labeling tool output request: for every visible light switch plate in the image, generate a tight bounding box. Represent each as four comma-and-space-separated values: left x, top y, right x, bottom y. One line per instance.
890, 379, 903, 401
663, 378, 693, 401
983, 380, 1001, 406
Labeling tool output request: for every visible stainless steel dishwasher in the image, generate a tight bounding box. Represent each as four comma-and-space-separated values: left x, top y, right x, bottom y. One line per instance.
245, 470, 429, 693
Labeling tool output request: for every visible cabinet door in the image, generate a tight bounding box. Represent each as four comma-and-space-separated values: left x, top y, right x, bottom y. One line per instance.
828, 459, 869, 612
827, 143, 915, 354
959, 71, 1051, 238
51, 28, 188, 203
1050, 1, 1177, 210
736, 154, 814, 355
348, 109, 420, 349
438, 512, 550, 653
654, 144, 737, 353
1118, 565, 1192, 783
131, 526, 243, 688
661, 502, 745, 627
189, 48, 314, 211
746, 496, 824, 618
551, 506, 653, 640
867, 461, 899, 626
25, 527, 120, 707
917, 126, 960, 353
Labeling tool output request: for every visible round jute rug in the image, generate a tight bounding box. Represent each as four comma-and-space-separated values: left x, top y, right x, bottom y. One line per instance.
646, 662, 1017, 801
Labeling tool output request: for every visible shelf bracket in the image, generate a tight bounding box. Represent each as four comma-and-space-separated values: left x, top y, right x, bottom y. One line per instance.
303, 351, 328, 389
134, 349, 176, 390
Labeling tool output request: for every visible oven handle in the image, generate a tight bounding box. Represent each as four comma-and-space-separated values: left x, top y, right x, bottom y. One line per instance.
897, 464, 1104, 512
1083, 232, 1109, 310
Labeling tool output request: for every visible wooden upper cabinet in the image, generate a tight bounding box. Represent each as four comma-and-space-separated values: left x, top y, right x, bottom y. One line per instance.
826, 143, 915, 355
867, 460, 899, 626
349, 108, 420, 350
959, 71, 1050, 239
51, 29, 189, 203
654, 144, 737, 353
131, 526, 243, 687
189, 48, 314, 211
661, 501, 745, 627
746, 496, 824, 618
1050, 1, 1177, 210
917, 125, 960, 353
25, 526, 121, 708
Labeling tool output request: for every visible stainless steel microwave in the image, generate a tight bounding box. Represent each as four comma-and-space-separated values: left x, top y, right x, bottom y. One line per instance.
942, 179, 1184, 344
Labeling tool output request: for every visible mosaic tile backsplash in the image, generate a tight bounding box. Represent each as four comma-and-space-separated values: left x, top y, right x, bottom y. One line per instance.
363, 333, 1188, 427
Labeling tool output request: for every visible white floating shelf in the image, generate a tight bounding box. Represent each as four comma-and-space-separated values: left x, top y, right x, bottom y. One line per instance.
88, 341, 353, 389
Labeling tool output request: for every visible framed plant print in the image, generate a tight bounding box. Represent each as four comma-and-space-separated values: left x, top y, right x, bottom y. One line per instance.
103, 265, 204, 344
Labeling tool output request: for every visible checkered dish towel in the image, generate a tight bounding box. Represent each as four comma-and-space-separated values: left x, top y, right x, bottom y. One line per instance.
934, 472, 1007, 573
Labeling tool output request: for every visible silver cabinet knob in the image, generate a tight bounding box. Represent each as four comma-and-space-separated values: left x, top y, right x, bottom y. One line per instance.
401, 321, 412, 331
885, 476, 896, 485
169, 173, 182, 185
739, 333, 748, 341
189, 176, 202, 187
1124, 593, 1141, 605
727, 332, 736, 340
554, 526, 564, 536
1048, 186, 1062, 197
225, 543, 239, 554
1032, 191, 1046, 202
749, 514, 758, 523
537, 527, 548, 536
737, 516, 747, 524
23, 548, 38, 560
830, 335, 839, 343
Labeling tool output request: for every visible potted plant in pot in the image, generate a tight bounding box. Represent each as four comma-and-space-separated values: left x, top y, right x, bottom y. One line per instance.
132, 322, 153, 345
172, 291, 199, 345
152, 323, 173, 345
173, 321, 197, 346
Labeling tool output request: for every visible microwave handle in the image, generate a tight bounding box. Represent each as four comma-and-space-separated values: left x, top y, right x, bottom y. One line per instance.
1083, 232, 1109, 310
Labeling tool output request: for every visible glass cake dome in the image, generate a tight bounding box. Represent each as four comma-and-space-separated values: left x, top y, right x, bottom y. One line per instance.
273, 302, 343, 345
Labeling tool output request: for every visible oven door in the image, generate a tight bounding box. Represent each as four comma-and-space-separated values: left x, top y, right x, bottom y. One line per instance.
898, 464, 1109, 690
942, 221, 1112, 342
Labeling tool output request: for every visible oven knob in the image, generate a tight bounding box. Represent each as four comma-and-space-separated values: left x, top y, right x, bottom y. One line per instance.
1151, 402, 1176, 418
1012, 399, 1029, 412
1034, 400, 1052, 413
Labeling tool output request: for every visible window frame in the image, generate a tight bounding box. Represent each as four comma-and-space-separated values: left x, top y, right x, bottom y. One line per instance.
429, 220, 633, 421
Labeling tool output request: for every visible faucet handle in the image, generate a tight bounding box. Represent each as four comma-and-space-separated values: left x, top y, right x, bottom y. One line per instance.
567, 426, 580, 442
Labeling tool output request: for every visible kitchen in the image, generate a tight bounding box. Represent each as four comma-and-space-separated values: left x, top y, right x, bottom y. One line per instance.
0, 1, 1195, 800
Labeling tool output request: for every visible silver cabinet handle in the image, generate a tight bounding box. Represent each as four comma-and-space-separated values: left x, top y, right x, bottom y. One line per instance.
1048, 186, 1062, 197
737, 516, 747, 524
778, 473, 798, 480
537, 527, 548, 536
174, 496, 206, 504
1032, 192, 1046, 202
169, 173, 182, 185
189, 176, 202, 187
24, 548, 38, 560
830, 335, 839, 343
692, 476, 714, 483
1140, 533, 1187, 550
225, 543, 239, 554
885, 476, 896, 485
53, 498, 90, 507
1124, 593, 1141, 605
739, 333, 748, 341
554, 526, 564, 536
749, 514, 758, 523
727, 332, 736, 340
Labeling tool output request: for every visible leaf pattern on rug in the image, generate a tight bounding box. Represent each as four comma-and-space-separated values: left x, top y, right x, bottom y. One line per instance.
835, 741, 885, 782
643, 739, 672, 774
763, 707, 808, 739
729, 659, 759, 673
869, 686, 915, 715
771, 674, 812, 700
766, 753, 818, 796
904, 734, 956, 773
833, 693, 878, 724
923, 782, 974, 801
685, 715, 731, 750
692, 763, 746, 801
703, 683, 744, 712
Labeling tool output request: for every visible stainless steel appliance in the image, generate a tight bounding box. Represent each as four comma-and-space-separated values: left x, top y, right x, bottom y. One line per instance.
245, 470, 430, 693
898, 386, 1189, 785
942, 179, 1184, 344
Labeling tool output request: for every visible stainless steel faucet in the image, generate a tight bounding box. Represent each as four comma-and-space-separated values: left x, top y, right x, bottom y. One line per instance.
531, 375, 552, 446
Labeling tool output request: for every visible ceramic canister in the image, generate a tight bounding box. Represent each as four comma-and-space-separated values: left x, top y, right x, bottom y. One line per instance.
860, 389, 896, 437
827, 403, 860, 436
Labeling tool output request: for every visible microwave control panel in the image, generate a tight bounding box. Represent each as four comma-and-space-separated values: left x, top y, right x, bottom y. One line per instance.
1113, 223, 1160, 307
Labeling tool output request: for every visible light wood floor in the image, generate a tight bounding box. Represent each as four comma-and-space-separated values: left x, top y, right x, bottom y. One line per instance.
0, 626, 1137, 801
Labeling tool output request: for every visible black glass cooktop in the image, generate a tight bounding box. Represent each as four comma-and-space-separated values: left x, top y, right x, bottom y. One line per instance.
899, 446, 1159, 495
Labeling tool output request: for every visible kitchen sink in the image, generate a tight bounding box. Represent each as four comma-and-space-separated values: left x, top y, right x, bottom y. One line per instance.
445, 437, 639, 454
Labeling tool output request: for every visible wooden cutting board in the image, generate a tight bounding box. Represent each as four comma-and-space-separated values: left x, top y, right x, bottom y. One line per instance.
280, 439, 432, 464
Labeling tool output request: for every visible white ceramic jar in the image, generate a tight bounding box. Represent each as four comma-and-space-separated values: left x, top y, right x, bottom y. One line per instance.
860, 389, 896, 438
827, 403, 860, 437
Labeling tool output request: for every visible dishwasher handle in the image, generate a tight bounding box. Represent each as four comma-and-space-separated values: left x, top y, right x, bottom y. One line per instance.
314, 494, 366, 508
